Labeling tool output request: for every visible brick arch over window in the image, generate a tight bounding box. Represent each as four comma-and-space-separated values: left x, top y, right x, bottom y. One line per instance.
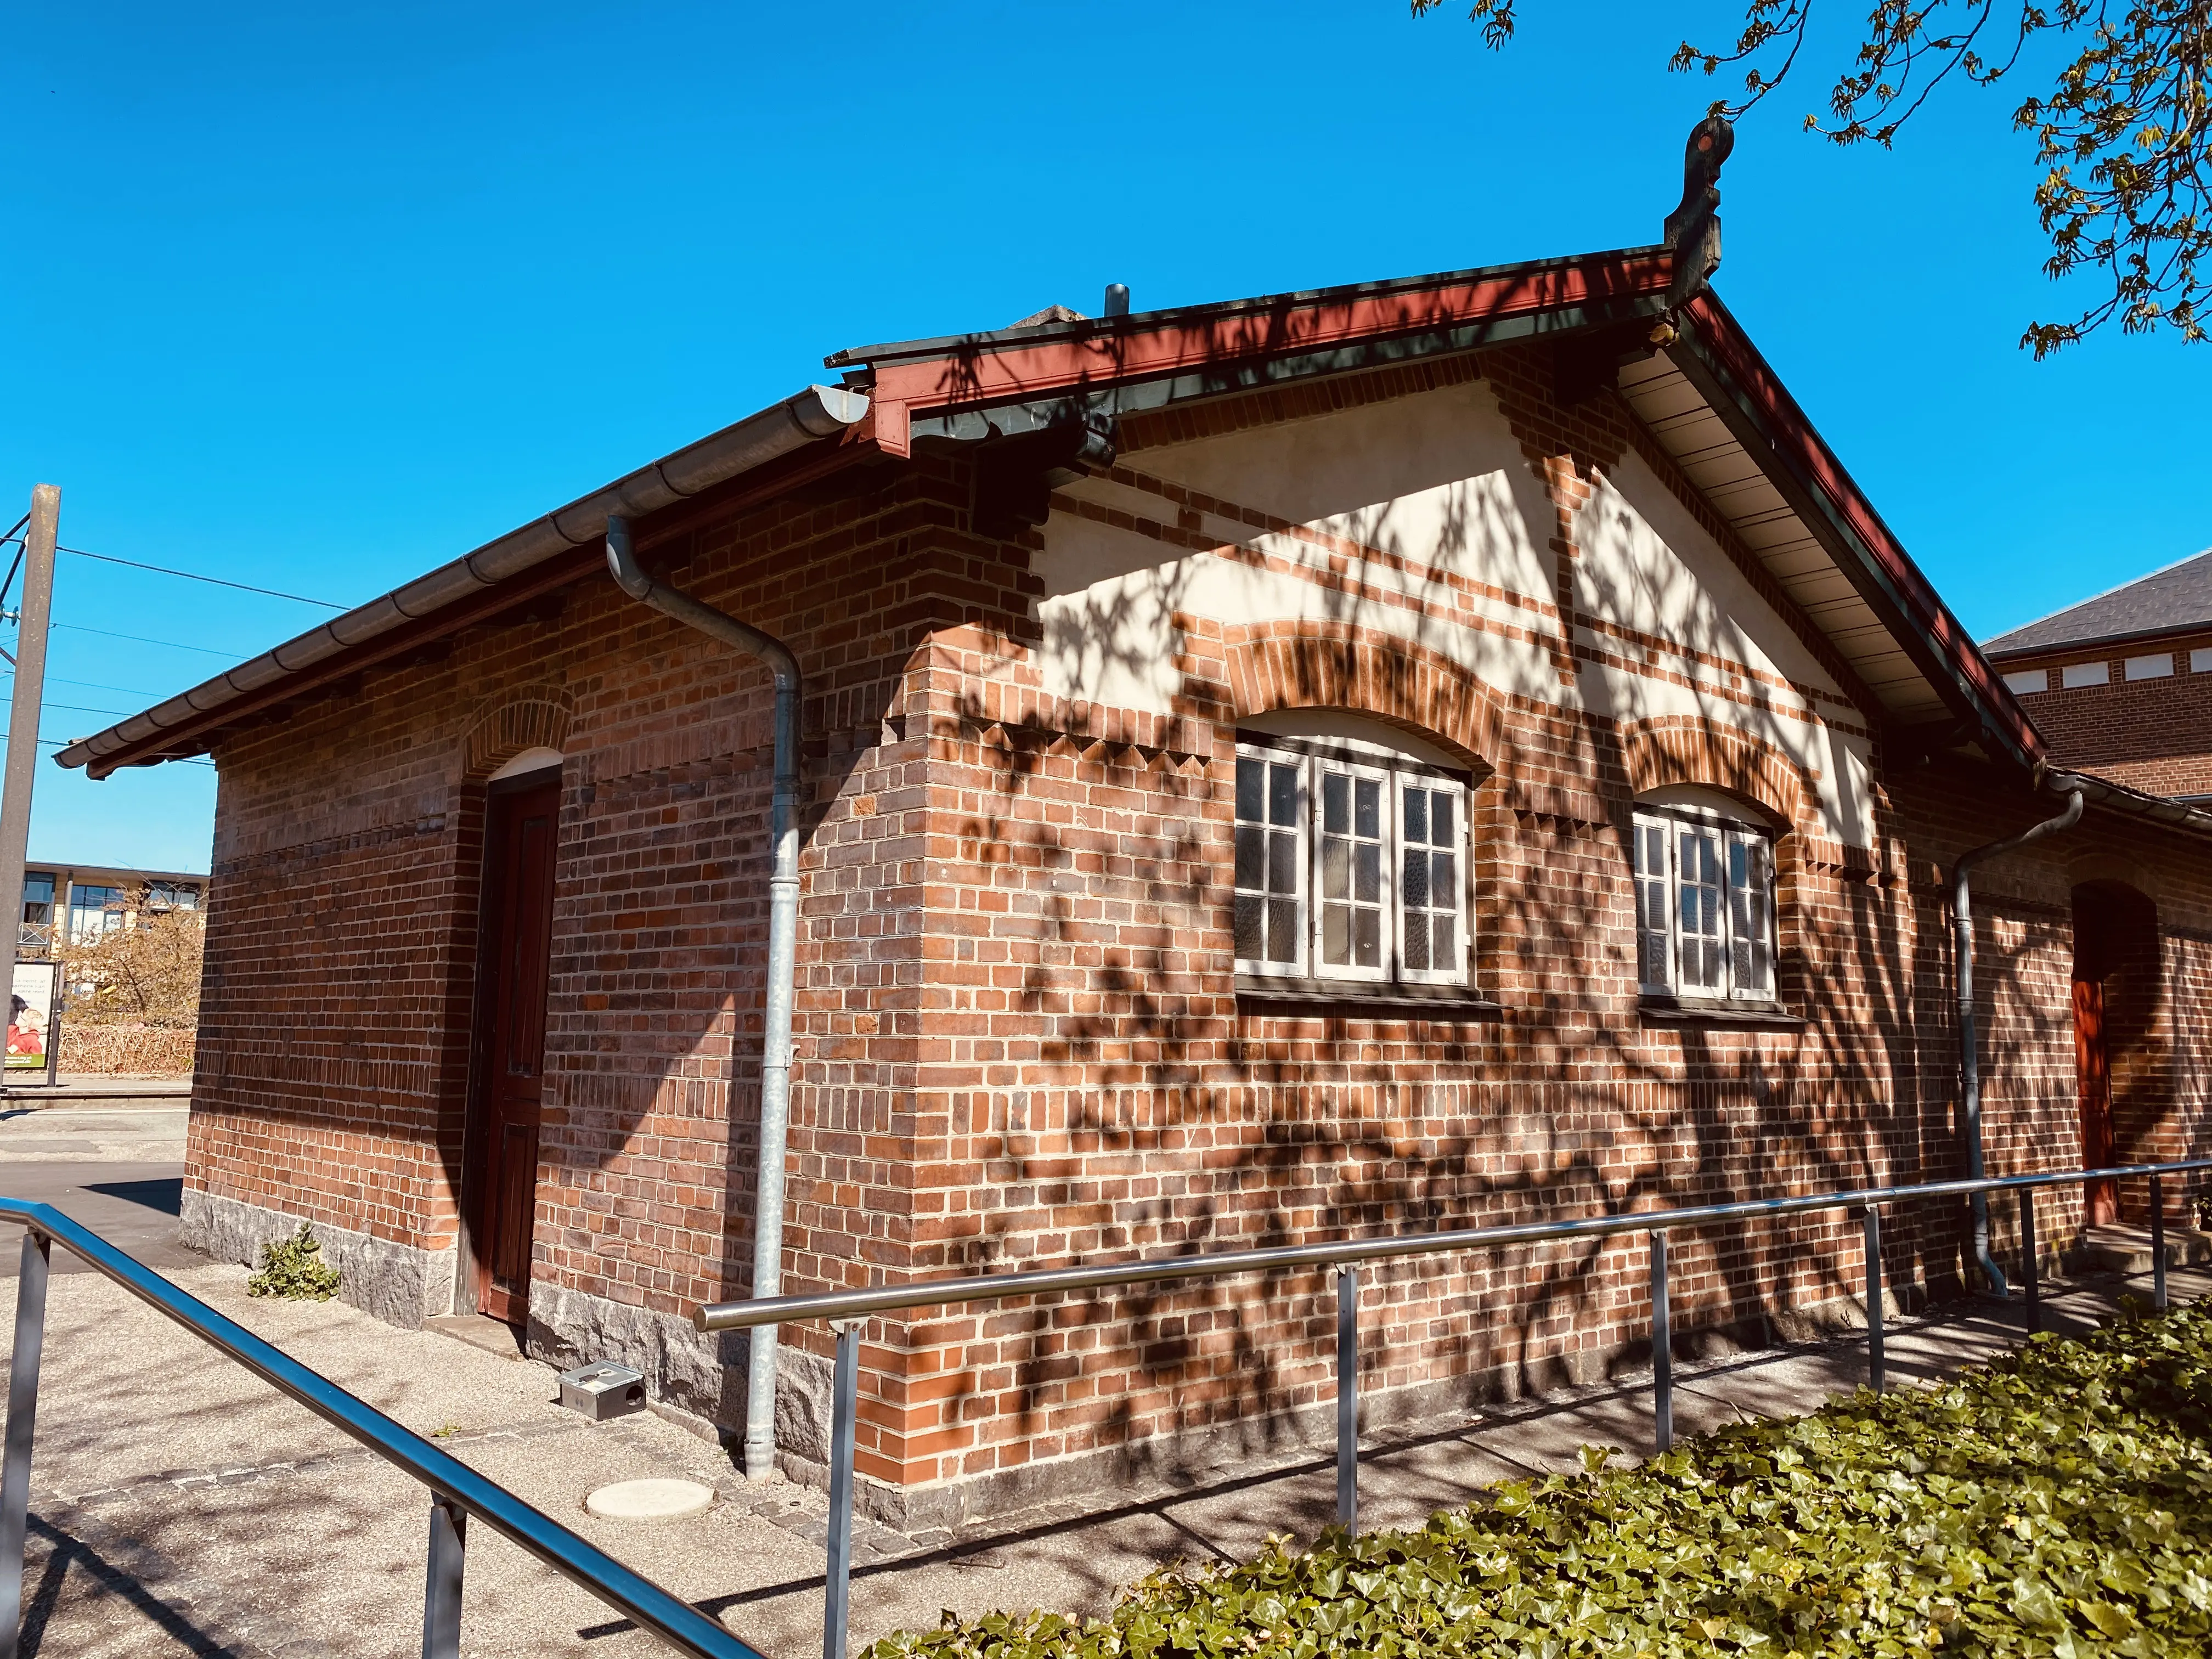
461, 692, 574, 782
1221, 625, 1508, 770
1615, 716, 1814, 834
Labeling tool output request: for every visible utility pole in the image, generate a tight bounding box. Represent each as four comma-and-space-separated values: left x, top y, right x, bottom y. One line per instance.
0, 487, 58, 1092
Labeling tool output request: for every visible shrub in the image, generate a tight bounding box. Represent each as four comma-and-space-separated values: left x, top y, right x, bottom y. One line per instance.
875, 1304, 2212, 1658
61, 899, 205, 1024
58, 1021, 195, 1077
246, 1224, 340, 1302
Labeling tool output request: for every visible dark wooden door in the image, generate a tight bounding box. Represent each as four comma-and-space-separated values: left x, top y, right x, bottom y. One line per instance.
2074, 973, 2117, 1226
470, 774, 560, 1324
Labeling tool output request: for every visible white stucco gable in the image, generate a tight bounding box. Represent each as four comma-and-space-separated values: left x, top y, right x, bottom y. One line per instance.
1023, 366, 1881, 848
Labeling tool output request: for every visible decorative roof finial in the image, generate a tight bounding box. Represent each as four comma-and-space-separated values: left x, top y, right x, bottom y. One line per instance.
1663, 115, 1735, 313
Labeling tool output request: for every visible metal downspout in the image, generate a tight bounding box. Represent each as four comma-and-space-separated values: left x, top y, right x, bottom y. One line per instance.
1953, 780, 2084, 1296
606, 517, 800, 1481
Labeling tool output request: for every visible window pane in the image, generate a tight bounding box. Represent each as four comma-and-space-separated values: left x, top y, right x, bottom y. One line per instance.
1235, 824, 1265, 891
1236, 749, 1305, 970
1237, 757, 1264, 822
1632, 817, 1671, 989
1234, 894, 1264, 958
1353, 908, 1380, 967
1729, 832, 1772, 995
1676, 824, 1725, 991
1398, 785, 1464, 979
1321, 838, 1349, 900
1318, 764, 1389, 977
1322, 772, 1348, 833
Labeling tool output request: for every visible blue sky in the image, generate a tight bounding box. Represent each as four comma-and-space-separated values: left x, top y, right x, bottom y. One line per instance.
9, 2, 2205, 872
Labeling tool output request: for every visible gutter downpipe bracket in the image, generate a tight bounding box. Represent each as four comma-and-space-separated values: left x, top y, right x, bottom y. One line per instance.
1952, 771, 2085, 1297
606, 517, 800, 1482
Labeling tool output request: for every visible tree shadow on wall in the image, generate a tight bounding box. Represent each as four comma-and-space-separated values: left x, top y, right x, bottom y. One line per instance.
870, 411, 2032, 1482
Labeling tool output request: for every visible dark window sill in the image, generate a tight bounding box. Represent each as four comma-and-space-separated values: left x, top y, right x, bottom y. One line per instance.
1235, 974, 1505, 1020
1639, 995, 1804, 1030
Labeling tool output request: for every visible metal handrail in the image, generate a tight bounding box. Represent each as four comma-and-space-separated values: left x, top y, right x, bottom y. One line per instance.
697, 1157, 2212, 1659
696, 1159, 2212, 1332
0, 1198, 767, 1659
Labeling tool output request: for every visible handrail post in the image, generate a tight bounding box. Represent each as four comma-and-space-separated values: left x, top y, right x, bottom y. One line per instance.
1863, 1205, 1884, 1393
1649, 1231, 1672, 1454
420, 1492, 467, 1659
2018, 1188, 2039, 1337
1335, 1265, 1358, 1530
2151, 1174, 2168, 1312
823, 1321, 860, 1659
0, 1227, 50, 1659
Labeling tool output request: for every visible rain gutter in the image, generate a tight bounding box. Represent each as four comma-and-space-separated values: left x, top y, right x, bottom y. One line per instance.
53, 384, 869, 777
604, 518, 801, 1485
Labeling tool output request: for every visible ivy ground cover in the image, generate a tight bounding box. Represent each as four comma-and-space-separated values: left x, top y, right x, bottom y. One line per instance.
872, 1302, 2212, 1658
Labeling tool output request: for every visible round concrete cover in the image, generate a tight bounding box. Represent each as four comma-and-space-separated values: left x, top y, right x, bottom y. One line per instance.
584, 1479, 714, 1521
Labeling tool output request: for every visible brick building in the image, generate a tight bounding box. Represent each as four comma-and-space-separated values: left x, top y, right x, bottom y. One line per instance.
56, 236, 2212, 1528
1985, 548, 2212, 799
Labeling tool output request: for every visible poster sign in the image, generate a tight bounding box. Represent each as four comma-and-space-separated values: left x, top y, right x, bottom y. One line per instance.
9, 962, 58, 1073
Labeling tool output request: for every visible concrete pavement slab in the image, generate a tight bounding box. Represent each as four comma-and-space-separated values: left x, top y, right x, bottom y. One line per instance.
1465, 1376, 1739, 1474
1670, 1348, 1872, 1421
0, 1108, 188, 1164
0, 1163, 194, 1278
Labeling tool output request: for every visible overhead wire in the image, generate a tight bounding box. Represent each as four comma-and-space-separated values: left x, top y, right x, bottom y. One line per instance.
49, 624, 247, 659
55, 545, 347, 610
0, 525, 254, 769
0, 671, 173, 699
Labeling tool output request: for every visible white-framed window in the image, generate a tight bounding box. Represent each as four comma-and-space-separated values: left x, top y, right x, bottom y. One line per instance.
1234, 738, 1470, 985
1632, 793, 1776, 1002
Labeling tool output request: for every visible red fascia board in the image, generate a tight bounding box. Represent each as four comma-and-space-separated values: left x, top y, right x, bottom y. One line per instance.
866, 252, 1675, 417
1683, 294, 2044, 766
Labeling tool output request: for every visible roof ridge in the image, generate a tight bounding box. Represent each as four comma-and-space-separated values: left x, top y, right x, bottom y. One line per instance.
1983, 544, 2212, 651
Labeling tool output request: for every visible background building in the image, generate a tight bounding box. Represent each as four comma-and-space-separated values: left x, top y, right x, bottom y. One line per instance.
1984, 549, 2212, 801
18, 863, 208, 956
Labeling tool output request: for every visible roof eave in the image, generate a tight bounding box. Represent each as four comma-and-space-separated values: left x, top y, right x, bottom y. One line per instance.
1673, 292, 2043, 772
1985, 619, 2212, 662
2052, 766, 2212, 843
55, 383, 873, 779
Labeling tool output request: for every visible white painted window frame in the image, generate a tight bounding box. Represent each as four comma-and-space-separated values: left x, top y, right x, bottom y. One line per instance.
1232, 740, 1472, 988
1631, 800, 1778, 1003
1233, 743, 1310, 980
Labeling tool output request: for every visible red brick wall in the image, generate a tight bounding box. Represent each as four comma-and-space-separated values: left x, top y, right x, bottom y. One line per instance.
187, 343, 2212, 1519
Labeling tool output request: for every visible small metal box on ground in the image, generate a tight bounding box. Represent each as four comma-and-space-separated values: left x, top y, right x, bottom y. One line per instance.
558, 1361, 646, 1421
